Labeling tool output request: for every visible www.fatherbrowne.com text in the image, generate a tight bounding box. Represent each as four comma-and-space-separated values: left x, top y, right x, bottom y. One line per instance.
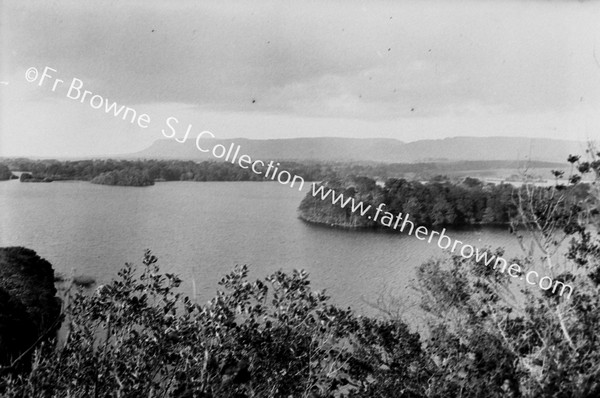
310, 183, 574, 299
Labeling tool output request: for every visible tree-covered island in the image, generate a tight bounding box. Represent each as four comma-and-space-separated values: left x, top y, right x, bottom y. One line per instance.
298, 175, 591, 228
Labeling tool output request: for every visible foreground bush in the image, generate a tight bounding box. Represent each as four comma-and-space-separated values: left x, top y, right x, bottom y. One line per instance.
413, 150, 600, 398
1, 252, 427, 398
0, 247, 61, 373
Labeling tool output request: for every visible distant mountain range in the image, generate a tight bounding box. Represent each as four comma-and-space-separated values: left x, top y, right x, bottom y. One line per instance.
132, 136, 588, 164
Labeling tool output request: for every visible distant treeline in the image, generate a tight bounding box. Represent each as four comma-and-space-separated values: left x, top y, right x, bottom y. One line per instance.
323, 159, 562, 181
1, 159, 334, 186
299, 176, 591, 227
1, 158, 563, 186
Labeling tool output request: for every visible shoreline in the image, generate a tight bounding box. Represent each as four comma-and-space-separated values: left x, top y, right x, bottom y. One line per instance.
297, 213, 512, 232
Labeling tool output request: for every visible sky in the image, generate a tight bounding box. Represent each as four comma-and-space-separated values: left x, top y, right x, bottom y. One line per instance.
1, 0, 600, 157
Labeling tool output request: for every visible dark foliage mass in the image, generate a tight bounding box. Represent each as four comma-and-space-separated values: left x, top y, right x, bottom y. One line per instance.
0, 248, 61, 373
0, 288, 37, 369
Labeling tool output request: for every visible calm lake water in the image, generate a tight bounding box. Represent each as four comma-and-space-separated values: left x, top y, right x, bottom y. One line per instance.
0, 180, 522, 315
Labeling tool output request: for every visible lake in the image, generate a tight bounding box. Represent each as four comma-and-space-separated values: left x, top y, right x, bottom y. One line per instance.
0, 179, 522, 315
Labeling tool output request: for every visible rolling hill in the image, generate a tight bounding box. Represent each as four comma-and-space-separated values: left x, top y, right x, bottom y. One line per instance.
132, 136, 588, 164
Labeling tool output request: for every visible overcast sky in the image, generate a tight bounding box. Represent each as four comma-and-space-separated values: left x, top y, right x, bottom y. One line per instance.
1, 0, 600, 157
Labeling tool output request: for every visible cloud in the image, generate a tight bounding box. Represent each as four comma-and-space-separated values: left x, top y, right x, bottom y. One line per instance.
4, 0, 598, 117
2, 0, 600, 156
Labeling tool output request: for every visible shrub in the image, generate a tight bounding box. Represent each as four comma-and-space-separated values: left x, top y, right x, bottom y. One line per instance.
1, 251, 426, 397
0, 247, 61, 373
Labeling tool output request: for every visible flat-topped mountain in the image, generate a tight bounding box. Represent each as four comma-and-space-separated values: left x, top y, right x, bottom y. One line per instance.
132, 136, 588, 163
